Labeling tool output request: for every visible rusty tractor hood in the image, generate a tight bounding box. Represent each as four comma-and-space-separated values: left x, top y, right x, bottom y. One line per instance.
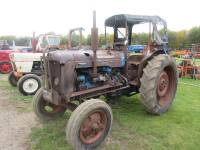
48, 49, 125, 68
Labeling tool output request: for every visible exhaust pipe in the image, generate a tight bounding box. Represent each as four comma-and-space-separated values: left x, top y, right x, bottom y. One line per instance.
32, 32, 37, 53
91, 11, 98, 76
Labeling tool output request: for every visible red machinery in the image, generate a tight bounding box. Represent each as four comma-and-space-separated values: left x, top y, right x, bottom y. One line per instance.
173, 49, 190, 57
178, 59, 200, 80
192, 43, 200, 59
0, 34, 39, 74
0, 40, 19, 73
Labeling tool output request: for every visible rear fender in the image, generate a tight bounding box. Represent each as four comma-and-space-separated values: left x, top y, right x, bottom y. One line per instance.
137, 50, 164, 83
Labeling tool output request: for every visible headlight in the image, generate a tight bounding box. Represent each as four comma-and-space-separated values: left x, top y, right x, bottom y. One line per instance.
54, 77, 59, 86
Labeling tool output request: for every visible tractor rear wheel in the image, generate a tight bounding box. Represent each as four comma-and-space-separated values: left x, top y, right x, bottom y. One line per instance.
8, 71, 19, 86
33, 88, 66, 121
0, 61, 12, 74
66, 99, 112, 150
139, 54, 177, 115
17, 74, 41, 95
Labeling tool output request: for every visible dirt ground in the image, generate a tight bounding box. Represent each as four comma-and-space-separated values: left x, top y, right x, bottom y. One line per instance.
0, 75, 36, 150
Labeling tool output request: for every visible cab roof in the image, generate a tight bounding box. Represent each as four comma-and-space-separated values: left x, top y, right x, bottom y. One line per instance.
105, 14, 167, 28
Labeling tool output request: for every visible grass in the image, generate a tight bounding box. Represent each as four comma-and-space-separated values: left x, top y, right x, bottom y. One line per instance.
30, 78, 200, 150
0, 74, 32, 112
0, 74, 200, 150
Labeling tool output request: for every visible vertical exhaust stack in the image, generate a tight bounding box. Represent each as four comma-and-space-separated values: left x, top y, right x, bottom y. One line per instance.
32, 32, 37, 53
91, 11, 98, 76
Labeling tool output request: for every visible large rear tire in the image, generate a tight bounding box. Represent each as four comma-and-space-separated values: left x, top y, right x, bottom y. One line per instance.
139, 54, 177, 115
33, 88, 66, 121
8, 71, 19, 86
66, 99, 113, 150
17, 74, 41, 95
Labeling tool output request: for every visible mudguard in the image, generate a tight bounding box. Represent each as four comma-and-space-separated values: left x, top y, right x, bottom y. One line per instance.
137, 50, 164, 81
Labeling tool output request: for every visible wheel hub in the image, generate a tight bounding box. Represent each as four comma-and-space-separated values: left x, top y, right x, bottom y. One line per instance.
22, 78, 39, 93
0, 63, 11, 73
80, 111, 107, 144
157, 71, 169, 97
43, 102, 61, 113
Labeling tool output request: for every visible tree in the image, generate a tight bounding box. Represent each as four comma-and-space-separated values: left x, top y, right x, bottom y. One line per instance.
0, 36, 16, 45
98, 34, 106, 47
15, 37, 30, 46
60, 35, 68, 45
167, 31, 176, 49
187, 26, 200, 44
132, 33, 148, 45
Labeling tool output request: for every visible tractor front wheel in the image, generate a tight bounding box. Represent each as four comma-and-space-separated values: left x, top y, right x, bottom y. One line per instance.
33, 88, 66, 121
8, 71, 19, 86
17, 74, 41, 95
0, 61, 12, 74
66, 99, 113, 150
140, 54, 177, 115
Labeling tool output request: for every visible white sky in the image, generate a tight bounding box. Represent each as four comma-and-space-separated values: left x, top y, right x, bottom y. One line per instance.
0, 0, 200, 37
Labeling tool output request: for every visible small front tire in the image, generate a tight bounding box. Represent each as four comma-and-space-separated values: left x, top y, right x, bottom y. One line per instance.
33, 88, 66, 121
17, 74, 41, 95
66, 99, 113, 150
8, 71, 19, 86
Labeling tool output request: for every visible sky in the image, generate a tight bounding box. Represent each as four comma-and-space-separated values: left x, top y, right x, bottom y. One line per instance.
0, 0, 200, 37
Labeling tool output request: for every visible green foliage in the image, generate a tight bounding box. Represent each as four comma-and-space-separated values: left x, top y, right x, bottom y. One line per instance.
15, 37, 30, 46
0, 36, 30, 46
187, 26, 200, 44
0, 36, 16, 45
86, 34, 91, 45
60, 33, 89, 47
98, 34, 106, 46
0, 75, 32, 112
132, 33, 148, 45
168, 30, 176, 48
1, 26, 200, 49
60, 35, 68, 45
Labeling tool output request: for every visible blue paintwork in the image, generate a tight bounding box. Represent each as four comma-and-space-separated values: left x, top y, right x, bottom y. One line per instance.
100, 67, 112, 73
84, 81, 93, 89
120, 54, 125, 67
77, 75, 86, 82
128, 45, 145, 53
78, 74, 93, 89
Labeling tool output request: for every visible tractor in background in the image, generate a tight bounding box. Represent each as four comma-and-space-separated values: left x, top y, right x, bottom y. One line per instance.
177, 43, 200, 80
0, 40, 19, 74
33, 12, 177, 150
8, 28, 84, 96
8, 34, 61, 95
192, 43, 200, 59
178, 59, 200, 79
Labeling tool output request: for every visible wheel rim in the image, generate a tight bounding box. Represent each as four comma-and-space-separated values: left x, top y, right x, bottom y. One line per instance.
80, 110, 107, 144
157, 68, 176, 107
0, 63, 11, 73
22, 78, 39, 93
157, 71, 169, 97
39, 96, 63, 115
